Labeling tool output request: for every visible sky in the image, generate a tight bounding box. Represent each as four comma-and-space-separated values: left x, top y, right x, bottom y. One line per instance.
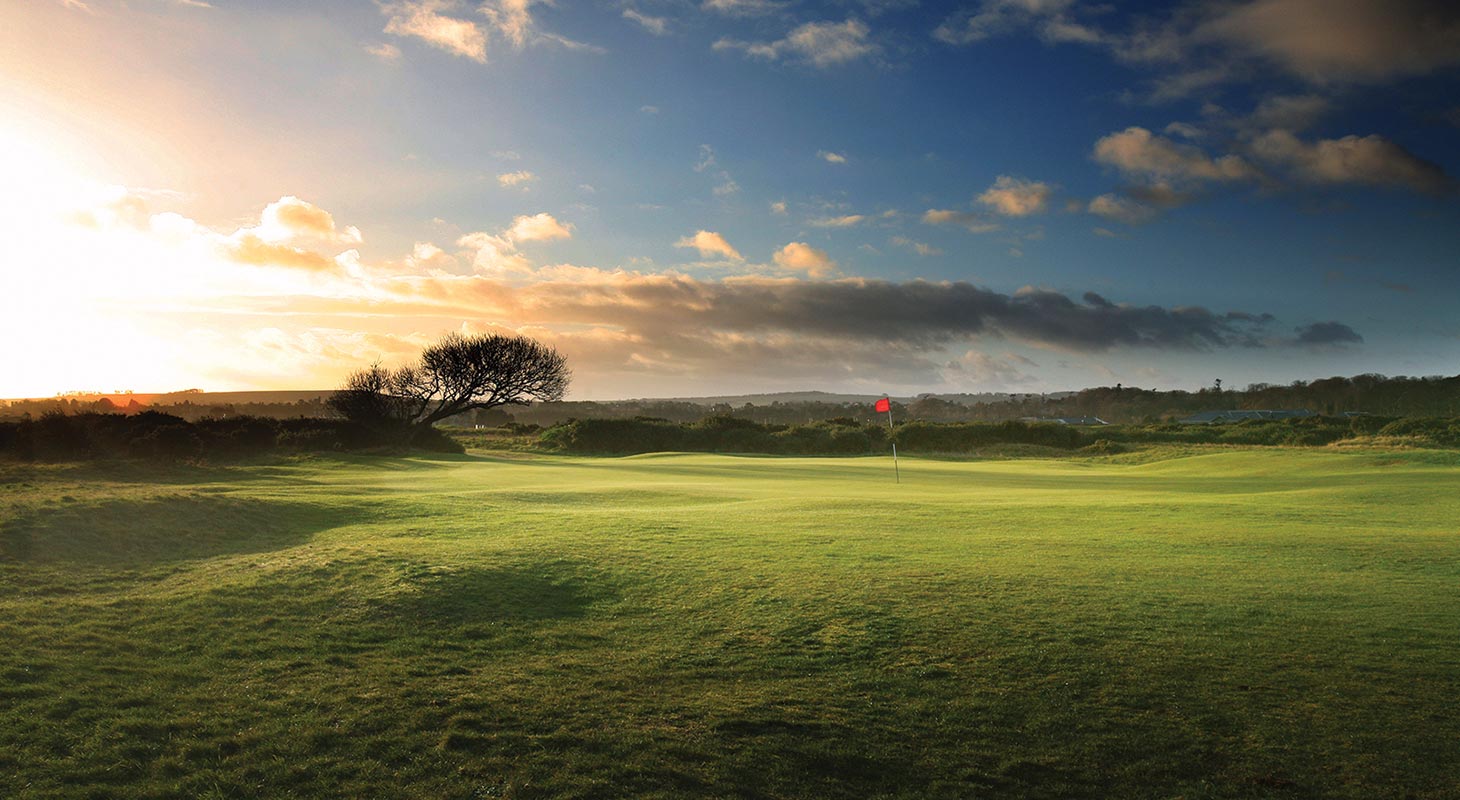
1, 0, 1457, 400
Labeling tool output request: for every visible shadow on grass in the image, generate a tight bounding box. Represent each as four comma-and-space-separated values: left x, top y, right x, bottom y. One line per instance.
384, 563, 603, 627
0, 495, 355, 567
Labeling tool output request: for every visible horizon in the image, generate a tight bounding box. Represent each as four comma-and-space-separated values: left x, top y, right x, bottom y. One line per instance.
3, 0, 1458, 400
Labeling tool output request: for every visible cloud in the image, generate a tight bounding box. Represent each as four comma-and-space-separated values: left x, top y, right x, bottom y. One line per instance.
946, 349, 1038, 388
675, 230, 744, 261
622, 8, 668, 35
507, 212, 572, 242
809, 214, 866, 228
1248, 130, 1455, 194
694, 144, 717, 172
818, 150, 848, 164
497, 170, 538, 187
701, 0, 785, 16
250, 196, 362, 244
773, 242, 837, 277
456, 231, 533, 274
362, 273, 1302, 355
1294, 321, 1364, 347
222, 234, 337, 271
382, 1, 488, 63
1086, 194, 1158, 225
891, 236, 942, 256
715, 19, 879, 68
1094, 127, 1259, 185
770, 200, 788, 215
640, 105, 660, 114
365, 42, 403, 62
922, 209, 1001, 233
934, 0, 1078, 45
977, 175, 1053, 216
454, 212, 571, 275
1198, 0, 1460, 85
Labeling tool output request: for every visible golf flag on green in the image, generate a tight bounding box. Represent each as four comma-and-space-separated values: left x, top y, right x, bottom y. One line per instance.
875, 397, 899, 483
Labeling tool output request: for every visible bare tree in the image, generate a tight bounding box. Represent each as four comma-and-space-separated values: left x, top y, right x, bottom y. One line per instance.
329, 332, 569, 439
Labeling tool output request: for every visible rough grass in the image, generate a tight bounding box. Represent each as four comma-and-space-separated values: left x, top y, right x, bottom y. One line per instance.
2, 448, 1459, 799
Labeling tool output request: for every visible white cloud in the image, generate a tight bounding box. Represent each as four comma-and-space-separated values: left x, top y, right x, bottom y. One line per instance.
809, 214, 865, 227
382, 1, 487, 63
977, 175, 1053, 216
701, 0, 784, 16
497, 170, 537, 187
640, 105, 660, 115
675, 230, 744, 261
770, 200, 788, 215
623, 8, 669, 35
773, 242, 837, 277
922, 209, 1001, 233
694, 144, 717, 172
715, 19, 879, 68
818, 150, 848, 164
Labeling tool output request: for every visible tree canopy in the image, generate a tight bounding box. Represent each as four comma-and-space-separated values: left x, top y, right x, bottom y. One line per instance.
328, 332, 569, 437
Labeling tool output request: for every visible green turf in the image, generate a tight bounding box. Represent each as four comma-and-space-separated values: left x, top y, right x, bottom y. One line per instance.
2, 448, 1458, 799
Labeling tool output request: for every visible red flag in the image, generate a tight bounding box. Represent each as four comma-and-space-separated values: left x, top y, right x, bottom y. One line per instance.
874, 397, 891, 413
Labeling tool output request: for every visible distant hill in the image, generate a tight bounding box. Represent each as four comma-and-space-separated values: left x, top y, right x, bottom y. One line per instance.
620, 390, 1076, 406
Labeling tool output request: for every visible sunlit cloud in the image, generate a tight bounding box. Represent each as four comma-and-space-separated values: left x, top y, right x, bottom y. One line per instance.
922, 208, 1001, 233
715, 19, 879, 68
809, 214, 865, 228
977, 175, 1053, 216
382, 0, 488, 63
891, 236, 942, 256
497, 170, 538, 187
772, 242, 837, 276
675, 230, 744, 261
365, 42, 403, 62
1248, 130, 1455, 194
818, 150, 848, 163
507, 212, 572, 242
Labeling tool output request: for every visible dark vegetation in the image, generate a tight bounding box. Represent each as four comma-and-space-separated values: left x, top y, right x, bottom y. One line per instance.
537, 414, 1460, 455
328, 332, 568, 444
6, 372, 1460, 462
7, 373, 1459, 427
6, 412, 1460, 463
0, 411, 463, 462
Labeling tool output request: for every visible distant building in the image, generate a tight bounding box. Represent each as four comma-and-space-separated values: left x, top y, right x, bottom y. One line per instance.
1179, 409, 1316, 424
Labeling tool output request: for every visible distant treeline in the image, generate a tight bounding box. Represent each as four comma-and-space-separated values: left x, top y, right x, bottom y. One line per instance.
5, 373, 1459, 429
539, 414, 1460, 455
7, 411, 1460, 463
0, 412, 462, 463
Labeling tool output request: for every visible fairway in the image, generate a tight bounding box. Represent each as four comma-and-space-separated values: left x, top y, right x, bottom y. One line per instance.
3, 449, 1459, 799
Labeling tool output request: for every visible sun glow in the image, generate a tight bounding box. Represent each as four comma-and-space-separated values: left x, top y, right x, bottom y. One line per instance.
0, 122, 241, 397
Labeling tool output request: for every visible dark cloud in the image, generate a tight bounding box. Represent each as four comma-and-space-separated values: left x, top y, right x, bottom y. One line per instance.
381, 275, 1291, 353
1294, 321, 1364, 346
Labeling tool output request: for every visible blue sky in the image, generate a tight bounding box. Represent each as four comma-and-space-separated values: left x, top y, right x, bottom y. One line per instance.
1, 0, 1457, 398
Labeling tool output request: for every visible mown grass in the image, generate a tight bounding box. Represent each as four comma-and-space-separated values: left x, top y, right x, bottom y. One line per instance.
2, 447, 1458, 799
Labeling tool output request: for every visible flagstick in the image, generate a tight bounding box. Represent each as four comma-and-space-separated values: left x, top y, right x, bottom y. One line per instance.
886, 405, 900, 484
